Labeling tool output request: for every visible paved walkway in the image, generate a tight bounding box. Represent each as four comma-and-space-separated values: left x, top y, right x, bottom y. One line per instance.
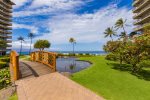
19, 60, 52, 79
16, 60, 104, 100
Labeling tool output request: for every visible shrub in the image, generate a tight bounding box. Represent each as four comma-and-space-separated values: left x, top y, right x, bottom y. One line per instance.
0, 68, 11, 89
105, 53, 118, 61
0, 62, 7, 69
69, 53, 75, 56
0, 57, 10, 63
139, 60, 150, 68
85, 53, 90, 56
78, 53, 83, 56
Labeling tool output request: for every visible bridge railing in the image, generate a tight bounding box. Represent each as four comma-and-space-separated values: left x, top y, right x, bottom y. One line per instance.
10, 51, 19, 81
30, 51, 57, 72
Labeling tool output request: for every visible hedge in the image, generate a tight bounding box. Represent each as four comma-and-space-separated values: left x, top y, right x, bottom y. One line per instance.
0, 61, 7, 69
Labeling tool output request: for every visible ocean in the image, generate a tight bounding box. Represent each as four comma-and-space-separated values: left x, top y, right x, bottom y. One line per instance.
21, 51, 106, 55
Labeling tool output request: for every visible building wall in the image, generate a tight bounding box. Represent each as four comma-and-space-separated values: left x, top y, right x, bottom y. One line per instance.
0, 0, 14, 56
133, 0, 150, 32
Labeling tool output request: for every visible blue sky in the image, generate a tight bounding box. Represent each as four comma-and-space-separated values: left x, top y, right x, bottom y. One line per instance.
11, 0, 133, 51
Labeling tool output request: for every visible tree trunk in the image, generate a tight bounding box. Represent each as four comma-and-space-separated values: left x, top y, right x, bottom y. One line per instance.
73, 43, 75, 56
122, 26, 128, 42
20, 41, 22, 55
29, 38, 32, 54
132, 64, 137, 73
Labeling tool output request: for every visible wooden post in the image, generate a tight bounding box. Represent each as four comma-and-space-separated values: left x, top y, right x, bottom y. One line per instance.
10, 51, 19, 81
13, 55, 19, 80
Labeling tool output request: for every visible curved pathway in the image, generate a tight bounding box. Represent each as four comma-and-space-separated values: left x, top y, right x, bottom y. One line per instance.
16, 60, 104, 100
19, 60, 52, 79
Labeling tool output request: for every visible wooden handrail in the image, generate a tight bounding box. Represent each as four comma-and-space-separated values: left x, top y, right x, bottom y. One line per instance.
9, 51, 19, 81
30, 51, 57, 72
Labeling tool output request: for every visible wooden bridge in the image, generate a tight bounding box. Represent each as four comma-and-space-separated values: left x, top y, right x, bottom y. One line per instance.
9, 51, 104, 100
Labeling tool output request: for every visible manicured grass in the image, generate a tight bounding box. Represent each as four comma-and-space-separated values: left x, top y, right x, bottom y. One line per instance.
8, 93, 18, 100
71, 56, 150, 100
20, 55, 30, 61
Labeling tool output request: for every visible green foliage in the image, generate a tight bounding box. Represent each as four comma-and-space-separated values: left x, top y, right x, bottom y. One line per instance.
71, 56, 150, 100
139, 60, 150, 68
0, 57, 10, 63
69, 38, 76, 43
0, 61, 7, 69
0, 39, 7, 48
104, 18, 150, 73
8, 93, 18, 100
0, 68, 11, 89
34, 40, 51, 51
85, 53, 90, 56
104, 27, 116, 41
105, 53, 118, 61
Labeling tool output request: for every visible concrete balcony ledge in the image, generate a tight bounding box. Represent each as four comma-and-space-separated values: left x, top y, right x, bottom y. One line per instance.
133, 0, 150, 13
132, 0, 140, 6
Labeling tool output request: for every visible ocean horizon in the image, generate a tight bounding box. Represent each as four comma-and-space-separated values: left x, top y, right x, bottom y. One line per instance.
20, 51, 106, 55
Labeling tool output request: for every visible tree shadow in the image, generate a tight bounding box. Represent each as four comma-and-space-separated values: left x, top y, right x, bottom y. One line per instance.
108, 62, 150, 81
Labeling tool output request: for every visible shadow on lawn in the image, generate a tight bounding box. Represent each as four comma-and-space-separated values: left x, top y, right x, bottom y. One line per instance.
107, 62, 150, 81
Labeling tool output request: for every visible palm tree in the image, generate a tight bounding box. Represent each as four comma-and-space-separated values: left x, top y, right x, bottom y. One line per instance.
69, 38, 76, 56
28, 32, 34, 54
104, 27, 116, 41
115, 18, 128, 40
18, 36, 24, 55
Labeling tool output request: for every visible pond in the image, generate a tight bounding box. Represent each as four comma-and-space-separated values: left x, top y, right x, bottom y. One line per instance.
56, 57, 91, 73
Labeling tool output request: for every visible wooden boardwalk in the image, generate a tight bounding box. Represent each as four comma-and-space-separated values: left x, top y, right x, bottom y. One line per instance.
19, 60, 52, 79
16, 60, 104, 100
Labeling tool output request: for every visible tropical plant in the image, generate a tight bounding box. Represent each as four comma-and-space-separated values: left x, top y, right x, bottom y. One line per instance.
34, 40, 51, 51
115, 18, 128, 41
129, 32, 138, 38
104, 20, 150, 73
0, 68, 11, 89
18, 36, 24, 55
69, 38, 76, 55
0, 39, 7, 48
115, 18, 127, 33
104, 27, 116, 41
28, 32, 34, 54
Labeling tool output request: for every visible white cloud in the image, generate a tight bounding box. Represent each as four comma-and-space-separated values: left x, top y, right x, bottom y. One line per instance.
34, 5, 133, 45
12, 23, 38, 33
12, 0, 29, 9
12, 40, 60, 51
13, 0, 91, 17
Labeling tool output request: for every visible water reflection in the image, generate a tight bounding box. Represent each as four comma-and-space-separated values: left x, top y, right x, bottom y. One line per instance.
56, 57, 91, 73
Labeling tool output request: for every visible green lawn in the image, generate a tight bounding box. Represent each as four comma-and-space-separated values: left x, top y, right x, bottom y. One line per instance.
20, 55, 30, 61
8, 93, 18, 100
71, 56, 150, 100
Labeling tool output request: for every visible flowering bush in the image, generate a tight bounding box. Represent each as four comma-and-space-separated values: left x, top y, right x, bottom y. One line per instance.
0, 68, 11, 89
104, 23, 150, 73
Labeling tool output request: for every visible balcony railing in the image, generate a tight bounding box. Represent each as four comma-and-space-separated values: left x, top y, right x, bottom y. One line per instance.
0, 13, 11, 21
0, 9, 12, 17
132, 0, 140, 6
0, 19, 12, 26
0, 1, 12, 9
0, 29, 12, 34
0, 25, 12, 30
6, 40, 12, 43
0, 4, 12, 13
134, 13, 150, 25
133, 4, 150, 19
133, 0, 150, 13
134, 22, 150, 31
0, 34, 12, 38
